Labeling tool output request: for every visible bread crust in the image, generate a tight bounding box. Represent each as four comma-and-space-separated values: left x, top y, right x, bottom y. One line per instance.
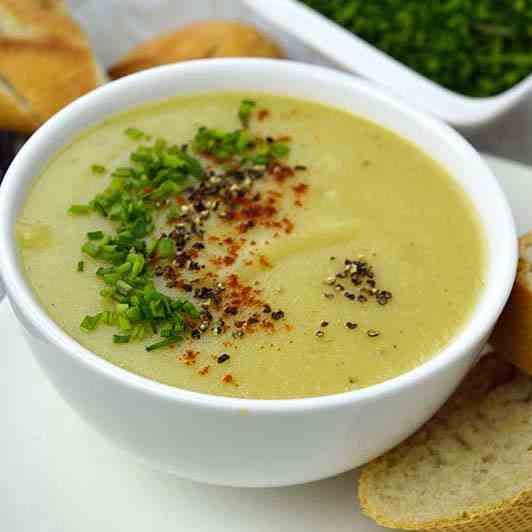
0, 81, 39, 133
109, 21, 285, 79
359, 484, 532, 531
491, 232, 532, 375
0, 0, 104, 133
358, 354, 532, 531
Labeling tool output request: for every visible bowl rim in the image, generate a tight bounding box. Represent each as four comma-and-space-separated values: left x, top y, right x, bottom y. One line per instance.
244, 0, 532, 129
0, 58, 517, 413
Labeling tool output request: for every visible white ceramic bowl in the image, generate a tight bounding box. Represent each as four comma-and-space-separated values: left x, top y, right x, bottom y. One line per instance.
245, 0, 532, 131
0, 59, 517, 487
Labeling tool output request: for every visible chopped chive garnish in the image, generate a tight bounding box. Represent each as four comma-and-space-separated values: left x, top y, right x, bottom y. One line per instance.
238, 99, 256, 128
82, 241, 100, 258
192, 116, 290, 164
301, 0, 532, 98
271, 142, 290, 158
126, 306, 142, 321
112, 167, 134, 178
157, 237, 176, 259
77, 261, 84, 272
182, 301, 200, 319
146, 239, 158, 256
125, 127, 144, 140
116, 280, 133, 295
101, 311, 116, 325
103, 272, 121, 285
68, 204, 91, 215
116, 262, 132, 275
80, 313, 101, 331
146, 336, 182, 352
75, 99, 291, 352
117, 314, 132, 331
91, 164, 106, 175
87, 231, 104, 241
166, 205, 179, 222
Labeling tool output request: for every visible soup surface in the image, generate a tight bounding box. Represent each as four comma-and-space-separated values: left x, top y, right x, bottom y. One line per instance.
18, 93, 485, 399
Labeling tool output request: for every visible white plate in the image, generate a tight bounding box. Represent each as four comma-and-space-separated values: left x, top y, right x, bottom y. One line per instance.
245, 0, 532, 131
2, 154, 528, 531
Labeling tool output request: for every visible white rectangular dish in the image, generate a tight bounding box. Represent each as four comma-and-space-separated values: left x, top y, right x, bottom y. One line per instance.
245, 0, 532, 131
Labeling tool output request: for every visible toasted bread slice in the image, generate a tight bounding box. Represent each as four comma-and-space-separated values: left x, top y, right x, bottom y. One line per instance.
491, 232, 532, 376
0, 0, 105, 133
358, 353, 532, 531
0, 77, 39, 132
490, 232, 532, 375
109, 20, 284, 79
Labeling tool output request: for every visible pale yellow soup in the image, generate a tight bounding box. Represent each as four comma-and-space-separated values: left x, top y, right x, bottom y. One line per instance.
18, 93, 485, 399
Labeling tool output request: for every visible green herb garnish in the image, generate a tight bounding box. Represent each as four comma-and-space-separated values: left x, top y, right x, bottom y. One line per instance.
157, 237, 176, 258
301, 0, 532, 97
80, 313, 101, 331
238, 99, 256, 128
125, 127, 145, 140
193, 128, 290, 165
146, 336, 182, 352
68, 204, 92, 215
87, 231, 104, 241
91, 164, 106, 175
73, 99, 291, 351
77, 261, 84, 272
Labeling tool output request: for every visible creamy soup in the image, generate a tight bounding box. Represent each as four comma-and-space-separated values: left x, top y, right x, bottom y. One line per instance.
18, 93, 485, 399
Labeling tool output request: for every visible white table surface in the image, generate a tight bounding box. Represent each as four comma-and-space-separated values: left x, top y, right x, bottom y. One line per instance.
66, 0, 532, 166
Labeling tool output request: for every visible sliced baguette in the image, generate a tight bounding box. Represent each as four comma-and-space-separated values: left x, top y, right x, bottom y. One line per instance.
0, 78, 38, 132
0, 0, 105, 133
491, 232, 532, 376
358, 353, 532, 531
109, 20, 284, 79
